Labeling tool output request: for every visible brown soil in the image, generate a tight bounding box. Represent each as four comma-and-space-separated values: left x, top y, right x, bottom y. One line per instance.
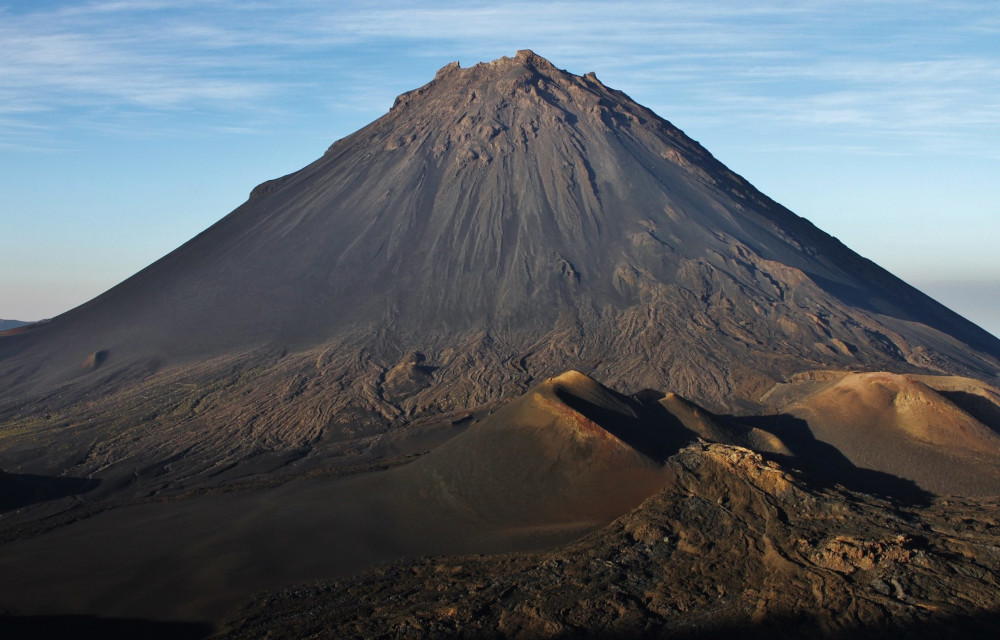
766, 371, 1000, 495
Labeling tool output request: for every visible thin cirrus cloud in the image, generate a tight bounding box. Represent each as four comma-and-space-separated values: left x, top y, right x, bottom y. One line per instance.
0, 13, 273, 110
1, 0, 996, 150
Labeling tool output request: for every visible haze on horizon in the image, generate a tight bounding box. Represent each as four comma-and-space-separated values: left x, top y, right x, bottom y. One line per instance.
1, 1, 998, 336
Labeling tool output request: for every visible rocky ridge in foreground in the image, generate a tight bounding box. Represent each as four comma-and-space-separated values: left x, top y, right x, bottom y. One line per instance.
223, 443, 1000, 639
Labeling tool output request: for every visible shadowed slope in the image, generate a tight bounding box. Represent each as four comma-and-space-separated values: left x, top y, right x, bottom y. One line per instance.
654, 391, 791, 456
0, 615, 211, 640
0, 470, 99, 511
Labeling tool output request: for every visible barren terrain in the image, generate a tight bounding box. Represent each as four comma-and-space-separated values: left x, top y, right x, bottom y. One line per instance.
2, 51, 1000, 638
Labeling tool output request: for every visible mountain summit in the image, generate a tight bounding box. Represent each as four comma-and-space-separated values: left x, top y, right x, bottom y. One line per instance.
1, 50, 998, 451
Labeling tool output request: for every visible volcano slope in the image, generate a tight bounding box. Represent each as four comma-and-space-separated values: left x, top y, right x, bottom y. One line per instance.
1, 51, 1000, 505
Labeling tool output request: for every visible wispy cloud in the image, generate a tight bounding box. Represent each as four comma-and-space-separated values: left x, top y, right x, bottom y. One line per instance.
0, 0, 997, 157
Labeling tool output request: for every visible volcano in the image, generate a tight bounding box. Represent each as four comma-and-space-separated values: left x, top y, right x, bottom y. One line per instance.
2, 51, 1000, 637
3, 51, 998, 487
3, 50, 999, 406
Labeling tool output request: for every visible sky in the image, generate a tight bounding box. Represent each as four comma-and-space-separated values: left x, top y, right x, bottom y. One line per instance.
1, 1, 998, 336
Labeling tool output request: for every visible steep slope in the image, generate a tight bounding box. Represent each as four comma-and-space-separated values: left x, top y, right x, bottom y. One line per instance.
397, 370, 678, 527
1, 50, 998, 498
3, 51, 998, 393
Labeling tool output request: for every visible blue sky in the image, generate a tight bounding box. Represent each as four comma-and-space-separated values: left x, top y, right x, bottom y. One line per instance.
1, 1, 998, 336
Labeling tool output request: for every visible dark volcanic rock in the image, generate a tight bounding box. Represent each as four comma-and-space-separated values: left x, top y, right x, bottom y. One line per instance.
222, 444, 1000, 640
